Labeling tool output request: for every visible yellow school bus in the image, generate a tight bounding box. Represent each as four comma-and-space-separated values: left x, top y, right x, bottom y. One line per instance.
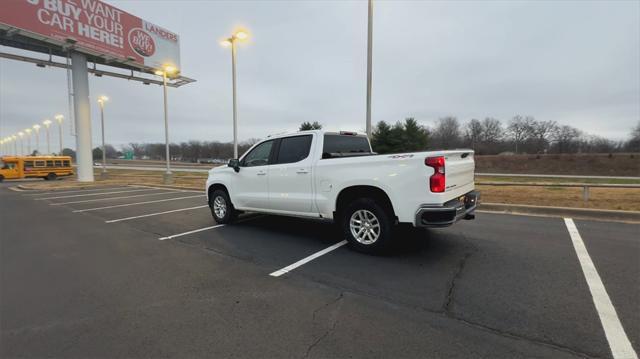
0, 156, 74, 182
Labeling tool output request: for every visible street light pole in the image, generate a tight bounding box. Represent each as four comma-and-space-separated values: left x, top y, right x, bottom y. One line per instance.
221, 30, 249, 159
366, 0, 373, 138
25, 129, 32, 155
231, 39, 238, 159
18, 132, 24, 156
43, 119, 52, 154
33, 124, 41, 154
155, 65, 176, 185
98, 96, 108, 176
55, 115, 64, 154
12, 136, 17, 155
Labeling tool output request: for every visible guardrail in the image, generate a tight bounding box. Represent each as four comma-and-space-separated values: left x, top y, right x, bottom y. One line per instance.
476, 182, 640, 202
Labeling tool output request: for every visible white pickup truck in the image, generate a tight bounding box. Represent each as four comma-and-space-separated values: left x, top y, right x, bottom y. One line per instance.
206, 130, 478, 253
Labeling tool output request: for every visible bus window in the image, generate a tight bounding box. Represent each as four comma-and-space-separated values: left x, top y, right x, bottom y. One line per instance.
46, 160, 54, 167
63, 160, 70, 167
35, 161, 45, 167
24, 161, 34, 169
55, 160, 62, 167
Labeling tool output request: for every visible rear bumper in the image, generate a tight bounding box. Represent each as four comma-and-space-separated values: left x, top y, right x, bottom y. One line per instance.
414, 190, 480, 227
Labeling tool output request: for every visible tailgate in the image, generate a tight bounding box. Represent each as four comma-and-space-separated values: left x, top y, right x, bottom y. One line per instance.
444, 151, 475, 192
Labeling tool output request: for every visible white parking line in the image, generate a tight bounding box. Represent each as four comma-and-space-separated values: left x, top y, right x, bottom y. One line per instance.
158, 224, 225, 240
52, 191, 190, 205
564, 218, 638, 359
104, 205, 208, 223
26, 186, 134, 196
37, 188, 156, 200
157, 215, 264, 241
269, 240, 348, 277
73, 195, 204, 212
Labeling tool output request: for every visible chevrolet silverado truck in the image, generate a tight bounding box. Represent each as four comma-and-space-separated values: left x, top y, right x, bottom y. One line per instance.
206, 130, 478, 253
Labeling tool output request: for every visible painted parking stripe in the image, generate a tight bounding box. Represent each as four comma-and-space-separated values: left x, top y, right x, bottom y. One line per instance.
26, 186, 134, 196
37, 188, 156, 200
270, 240, 348, 277
159, 224, 225, 241
104, 205, 208, 223
157, 215, 264, 241
52, 190, 190, 205
564, 218, 638, 359
73, 195, 204, 212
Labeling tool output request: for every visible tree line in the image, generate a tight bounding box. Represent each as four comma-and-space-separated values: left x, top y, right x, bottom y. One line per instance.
371, 116, 640, 155
78, 116, 638, 162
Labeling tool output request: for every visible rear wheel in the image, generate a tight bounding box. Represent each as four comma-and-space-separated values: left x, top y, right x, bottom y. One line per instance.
342, 198, 393, 254
0, 175, 4, 182
209, 189, 237, 224
46, 173, 57, 181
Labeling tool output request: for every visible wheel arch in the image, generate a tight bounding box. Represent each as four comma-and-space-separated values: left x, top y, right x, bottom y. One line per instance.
207, 183, 230, 202
334, 185, 396, 223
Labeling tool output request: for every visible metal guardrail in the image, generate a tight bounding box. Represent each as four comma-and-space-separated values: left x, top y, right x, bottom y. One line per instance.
477, 182, 640, 202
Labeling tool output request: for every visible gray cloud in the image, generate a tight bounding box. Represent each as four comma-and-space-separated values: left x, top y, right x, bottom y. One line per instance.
1, 0, 638, 149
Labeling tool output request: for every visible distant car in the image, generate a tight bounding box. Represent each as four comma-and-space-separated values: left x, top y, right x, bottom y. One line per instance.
205, 130, 478, 253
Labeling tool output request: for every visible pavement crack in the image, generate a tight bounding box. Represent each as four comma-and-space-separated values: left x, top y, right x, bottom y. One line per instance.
443, 235, 478, 314
303, 292, 344, 359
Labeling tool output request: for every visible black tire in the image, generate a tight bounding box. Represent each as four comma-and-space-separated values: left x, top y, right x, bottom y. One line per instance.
0, 175, 4, 182
46, 173, 57, 181
341, 198, 394, 254
209, 189, 237, 224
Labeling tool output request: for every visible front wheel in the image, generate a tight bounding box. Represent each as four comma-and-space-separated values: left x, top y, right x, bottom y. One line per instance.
46, 173, 57, 181
342, 198, 394, 254
209, 189, 237, 224
0, 175, 4, 182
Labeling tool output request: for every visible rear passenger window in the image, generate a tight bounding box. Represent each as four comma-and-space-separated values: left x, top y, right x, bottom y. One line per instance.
55, 160, 62, 167
63, 160, 70, 167
35, 161, 45, 167
46, 160, 54, 167
24, 161, 34, 169
276, 135, 312, 164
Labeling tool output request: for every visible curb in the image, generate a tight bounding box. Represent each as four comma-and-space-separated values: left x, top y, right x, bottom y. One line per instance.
479, 203, 640, 224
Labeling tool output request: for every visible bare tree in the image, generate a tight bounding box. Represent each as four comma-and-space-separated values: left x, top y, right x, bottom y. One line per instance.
531, 120, 559, 153
553, 125, 582, 153
506, 115, 535, 154
433, 116, 461, 149
464, 119, 483, 151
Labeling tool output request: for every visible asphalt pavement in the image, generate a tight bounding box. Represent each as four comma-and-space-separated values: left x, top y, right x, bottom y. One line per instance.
1, 182, 638, 358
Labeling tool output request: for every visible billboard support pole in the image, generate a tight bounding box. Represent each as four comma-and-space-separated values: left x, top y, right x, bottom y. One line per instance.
71, 52, 94, 182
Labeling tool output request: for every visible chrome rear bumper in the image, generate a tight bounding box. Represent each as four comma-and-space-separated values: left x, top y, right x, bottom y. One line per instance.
415, 190, 480, 227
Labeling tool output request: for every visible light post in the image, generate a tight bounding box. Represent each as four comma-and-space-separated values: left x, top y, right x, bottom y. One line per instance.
366, 0, 373, 138
11, 135, 17, 155
97, 96, 109, 176
220, 29, 249, 159
18, 132, 24, 156
24, 128, 32, 155
154, 65, 178, 184
33, 124, 41, 154
55, 115, 64, 154
43, 119, 52, 154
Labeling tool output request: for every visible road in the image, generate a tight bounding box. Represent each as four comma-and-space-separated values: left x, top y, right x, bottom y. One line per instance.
1, 182, 638, 358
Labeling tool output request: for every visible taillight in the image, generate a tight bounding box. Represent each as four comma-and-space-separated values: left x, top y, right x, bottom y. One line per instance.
425, 156, 445, 193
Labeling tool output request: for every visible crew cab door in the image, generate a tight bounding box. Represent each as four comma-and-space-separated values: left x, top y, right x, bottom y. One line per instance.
233, 139, 275, 209
268, 135, 314, 213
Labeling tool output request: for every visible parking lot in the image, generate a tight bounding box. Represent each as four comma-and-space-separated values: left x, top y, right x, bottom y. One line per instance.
1, 182, 638, 358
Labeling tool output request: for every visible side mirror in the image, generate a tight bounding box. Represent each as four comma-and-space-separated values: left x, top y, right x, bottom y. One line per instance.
228, 159, 240, 172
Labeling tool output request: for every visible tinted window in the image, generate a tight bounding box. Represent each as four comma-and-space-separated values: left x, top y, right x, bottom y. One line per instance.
24, 161, 34, 168
276, 135, 312, 164
55, 160, 62, 167
322, 135, 371, 157
242, 140, 274, 167
35, 161, 45, 167
46, 160, 54, 167
63, 160, 70, 167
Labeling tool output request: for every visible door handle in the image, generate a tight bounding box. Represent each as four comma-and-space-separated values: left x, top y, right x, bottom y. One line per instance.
257, 171, 267, 176
296, 169, 309, 174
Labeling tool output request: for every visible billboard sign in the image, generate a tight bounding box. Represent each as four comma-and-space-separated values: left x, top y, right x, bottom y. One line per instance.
0, 0, 180, 72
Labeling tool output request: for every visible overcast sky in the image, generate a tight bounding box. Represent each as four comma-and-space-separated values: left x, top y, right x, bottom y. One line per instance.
1, 0, 639, 149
